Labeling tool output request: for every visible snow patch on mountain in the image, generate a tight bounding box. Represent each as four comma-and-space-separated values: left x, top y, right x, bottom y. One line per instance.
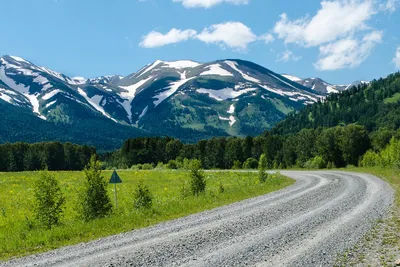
10, 56, 29, 64
282, 74, 302, 82
45, 100, 57, 109
153, 71, 195, 107
200, 64, 233, 77
197, 87, 257, 101
42, 89, 63, 100
0, 66, 46, 119
77, 88, 117, 122
138, 105, 148, 122
138, 60, 164, 78
0, 90, 12, 104
225, 61, 260, 83
219, 114, 236, 127
268, 73, 298, 91
161, 60, 201, 69
120, 76, 153, 99
227, 104, 235, 114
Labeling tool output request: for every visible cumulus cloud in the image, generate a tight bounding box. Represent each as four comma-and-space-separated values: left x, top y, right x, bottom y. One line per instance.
273, 0, 375, 47
315, 31, 382, 70
394, 46, 400, 69
172, 0, 249, 9
259, 33, 275, 44
277, 50, 301, 62
271, 0, 387, 70
196, 22, 257, 50
380, 0, 399, 12
139, 28, 197, 48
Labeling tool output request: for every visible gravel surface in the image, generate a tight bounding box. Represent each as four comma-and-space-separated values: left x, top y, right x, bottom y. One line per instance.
1, 171, 394, 267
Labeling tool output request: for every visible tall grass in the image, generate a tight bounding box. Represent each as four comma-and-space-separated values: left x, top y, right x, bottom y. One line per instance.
0, 170, 293, 260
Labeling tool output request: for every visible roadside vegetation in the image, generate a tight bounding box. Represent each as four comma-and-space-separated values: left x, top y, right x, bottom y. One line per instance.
0, 163, 293, 261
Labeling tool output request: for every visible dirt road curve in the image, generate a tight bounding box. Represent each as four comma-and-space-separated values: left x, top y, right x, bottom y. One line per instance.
1, 171, 394, 267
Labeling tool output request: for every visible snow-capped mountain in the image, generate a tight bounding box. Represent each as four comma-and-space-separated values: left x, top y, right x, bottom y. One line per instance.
0, 55, 326, 142
282, 74, 369, 94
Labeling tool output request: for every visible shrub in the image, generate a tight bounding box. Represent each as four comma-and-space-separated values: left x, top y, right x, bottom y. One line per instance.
34, 171, 65, 229
189, 159, 206, 195
166, 160, 179, 169
258, 154, 268, 183
304, 156, 326, 169
243, 158, 258, 169
360, 150, 381, 167
326, 162, 336, 169
182, 158, 191, 170
232, 160, 242, 170
141, 163, 154, 170
133, 181, 153, 209
80, 155, 112, 221
155, 162, 165, 169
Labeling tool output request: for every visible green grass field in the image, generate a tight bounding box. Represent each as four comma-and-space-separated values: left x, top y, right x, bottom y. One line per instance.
0, 170, 294, 261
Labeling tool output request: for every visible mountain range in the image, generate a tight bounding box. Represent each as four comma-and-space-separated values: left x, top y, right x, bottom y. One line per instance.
0, 55, 365, 150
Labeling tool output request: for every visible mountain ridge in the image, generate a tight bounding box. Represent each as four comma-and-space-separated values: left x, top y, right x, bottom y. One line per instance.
0, 55, 362, 149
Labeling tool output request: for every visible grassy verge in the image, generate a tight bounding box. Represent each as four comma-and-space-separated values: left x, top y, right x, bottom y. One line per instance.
0, 170, 294, 261
335, 167, 400, 266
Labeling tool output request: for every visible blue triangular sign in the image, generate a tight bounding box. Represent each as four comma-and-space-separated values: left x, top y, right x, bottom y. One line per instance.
109, 170, 122, 184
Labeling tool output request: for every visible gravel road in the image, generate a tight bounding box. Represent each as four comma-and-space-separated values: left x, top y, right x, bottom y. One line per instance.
1, 171, 394, 267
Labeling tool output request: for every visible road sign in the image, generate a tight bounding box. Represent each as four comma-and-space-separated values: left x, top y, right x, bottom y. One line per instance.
109, 170, 122, 184
109, 170, 122, 209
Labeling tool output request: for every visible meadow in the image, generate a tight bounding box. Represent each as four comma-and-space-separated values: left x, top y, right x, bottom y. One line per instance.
0, 170, 294, 261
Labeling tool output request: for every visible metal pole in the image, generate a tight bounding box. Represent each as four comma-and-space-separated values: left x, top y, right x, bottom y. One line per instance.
114, 183, 118, 209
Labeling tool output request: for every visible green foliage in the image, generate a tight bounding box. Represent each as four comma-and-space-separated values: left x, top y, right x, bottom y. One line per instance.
189, 160, 206, 195
0, 142, 96, 172
243, 158, 258, 169
304, 156, 326, 169
258, 154, 268, 183
0, 170, 294, 260
166, 160, 180, 170
273, 72, 400, 135
360, 150, 381, 167
232, 160, 242, 170
133, 181, 153, 209
79, 156, 112, 221
33, 171, 65, 229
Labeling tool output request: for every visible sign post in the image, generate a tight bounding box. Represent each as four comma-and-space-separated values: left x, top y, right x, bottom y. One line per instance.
109, 170, 122, 209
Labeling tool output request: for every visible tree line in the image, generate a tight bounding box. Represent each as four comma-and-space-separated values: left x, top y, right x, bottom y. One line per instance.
104, 124, 399, 170
0, 142, 96, 172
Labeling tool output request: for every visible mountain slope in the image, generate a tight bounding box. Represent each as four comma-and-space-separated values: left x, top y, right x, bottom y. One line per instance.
272, 72, 400, 135
282, 74, 368, 94
0, 55, 326, 145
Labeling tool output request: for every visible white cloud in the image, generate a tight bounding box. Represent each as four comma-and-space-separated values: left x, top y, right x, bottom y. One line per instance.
380, 0, 399, 12
196, 22, 257, 50
315, 31, 382, 70
273, 0, 375, 47
172, 0, 249, 8
139, 28, 197, 48
394, 46, 400, 69
271, 0, 387, 71
277, 50, 302, 62
259, 33, 275, 44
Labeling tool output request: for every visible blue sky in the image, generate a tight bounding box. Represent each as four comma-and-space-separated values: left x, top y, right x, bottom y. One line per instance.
1, 0, 399, 84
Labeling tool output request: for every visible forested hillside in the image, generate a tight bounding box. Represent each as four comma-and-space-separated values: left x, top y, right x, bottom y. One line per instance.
272, 72, 400, 135
0, 142, 96, 172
